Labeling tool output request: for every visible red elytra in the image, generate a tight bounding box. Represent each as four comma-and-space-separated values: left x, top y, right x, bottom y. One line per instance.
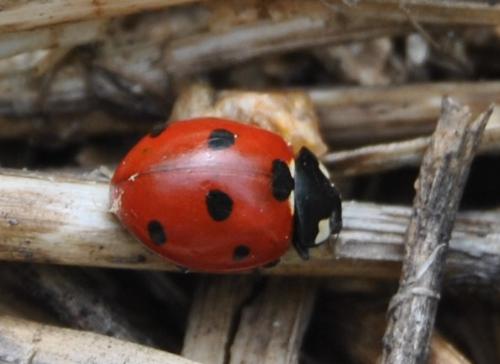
111, 118, 297, 272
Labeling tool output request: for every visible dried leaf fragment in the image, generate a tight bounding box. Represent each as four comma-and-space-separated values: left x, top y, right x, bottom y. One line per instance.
171, 83, 328, 155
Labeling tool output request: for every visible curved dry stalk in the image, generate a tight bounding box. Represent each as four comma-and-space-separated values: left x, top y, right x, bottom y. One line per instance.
183, 276, 314, 364
229, 278, 315, 364
310, 82, 500, 147
165, 15, 408, 74
324, 0, 500, 25
0, 0, 200, 34
0, 169, 499, 284
322, 117, 500, 176
182, 276, 256, 364
0, 315, 199, 364
0, 20, 105, 59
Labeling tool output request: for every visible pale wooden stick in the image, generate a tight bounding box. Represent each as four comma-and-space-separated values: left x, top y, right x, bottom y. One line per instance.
309, 82, 500, 147
322, 117, 500, 176
381, 99, 490, 363
1, 169, 500, 283
229, 278, 315, 364
163, 0, 500, 74
183, 277, 314, 364
0, 20, 105, 59
323, 137, 430, 176
3, 77, 500, 143
165, 15, 407, 74
0, 112, 154, 140
182, 276, 255, 364
0, 0, 200, 34
324, 0, 500, 25
4, 80, 500, 146
0, 315, 199, 364
0, 0, 497, 39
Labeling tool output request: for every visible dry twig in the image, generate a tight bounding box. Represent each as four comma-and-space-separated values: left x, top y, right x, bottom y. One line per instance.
381, 99, 492, 363
322, 117, 500, 176
183, 277, 315, 364
309, 82, 500, 147
4, 80, 500, 149
182, 276, 255, 364
324, 0, 500, 25
0, 315, 199, 364
0, 0, 199, 34
1, 170, 500, 284
0, 20, 105, 59
229, 278, 315, 364
165, 14, 407, 74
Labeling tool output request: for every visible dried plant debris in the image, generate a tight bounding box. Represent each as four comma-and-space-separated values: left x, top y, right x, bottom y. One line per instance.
303, 291, 473, 364
1, 1, 500, 364
0, 315, 199, 364
170, 82, 328, 154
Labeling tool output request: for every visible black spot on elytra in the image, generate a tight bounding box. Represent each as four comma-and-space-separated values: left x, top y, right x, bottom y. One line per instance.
147, 220, 167, 245
206, 190, 233, 221
233, 245, 250, 261
272, 159, 294, 201
208, 129, 235, 149
150, 123, 167, 137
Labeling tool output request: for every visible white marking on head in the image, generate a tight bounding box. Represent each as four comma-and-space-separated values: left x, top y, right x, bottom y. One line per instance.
314, 218, 331, 245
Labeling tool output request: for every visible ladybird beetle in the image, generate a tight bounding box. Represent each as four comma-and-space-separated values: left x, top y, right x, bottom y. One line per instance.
110, 117, 342, 272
